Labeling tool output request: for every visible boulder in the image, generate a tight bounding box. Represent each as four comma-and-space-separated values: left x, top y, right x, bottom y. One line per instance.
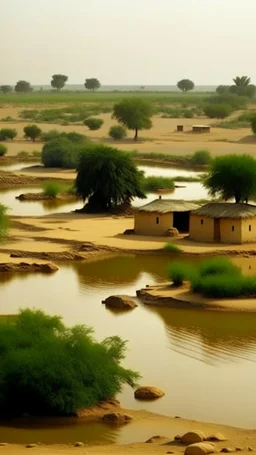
146, 435, 170, 444
134, 386, 165, 400
221, 449, 233, 453
25, 444, 37, 449
102, 295, 138, 310
74, 442, 84, 447
207, 434, 227, 442
101, 413, 133, 424
181, 431, 206, 445
185, 443, 215, 455
40, 263, 59, 274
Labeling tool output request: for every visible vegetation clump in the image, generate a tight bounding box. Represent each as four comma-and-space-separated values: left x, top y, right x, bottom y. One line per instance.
0, 128, 17, 141
109, 125, 127, 140
41, 130, 87, 144
24, 124, 42, 142
0, 144, 7, 156
203, 103, 233, 119
84, 78, 101, 91
0, 204, 8, 241
0, 85, 12, 94
0, 309, 140, 416
164, 243, 182, 253
168, 261, 192, 286
177, 79, 195, 92
191, 150, 212, 165
51, 74, 68, 91
15, 80, 32, 93
42, 137, 85, 168
84, 117, 104, 130
43, 182, 62, 198
142, 176, 175, 193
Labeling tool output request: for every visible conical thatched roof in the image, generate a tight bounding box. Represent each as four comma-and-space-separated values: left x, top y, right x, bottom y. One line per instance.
137, 199, 199, 214
192, 203, 256, 219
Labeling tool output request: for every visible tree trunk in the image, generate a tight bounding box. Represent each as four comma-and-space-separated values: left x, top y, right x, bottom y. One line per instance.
134, 129, 138, 140
32, 138, 35, 142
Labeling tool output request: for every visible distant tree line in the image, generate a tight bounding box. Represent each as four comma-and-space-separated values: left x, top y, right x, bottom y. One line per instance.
216, 76, 256, 99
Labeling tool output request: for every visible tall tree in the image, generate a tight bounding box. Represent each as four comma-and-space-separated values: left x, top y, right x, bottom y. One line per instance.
84, 78, 101, 91
113, 98, 153, 140
76, 144, 146, 211
203, 154, 256, 203
15, 81, 32, 92
0, 85, 12, 94
51, 74, 68, 91
177, 79, 195, 92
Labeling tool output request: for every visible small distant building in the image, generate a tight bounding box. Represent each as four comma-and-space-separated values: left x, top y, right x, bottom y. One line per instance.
134, 198, 199, 236
192, 125, 211, 133
190, 203, 256, 244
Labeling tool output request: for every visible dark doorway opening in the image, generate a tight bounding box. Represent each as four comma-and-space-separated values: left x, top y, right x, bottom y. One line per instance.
173, 211, 190, 233
214, 218, 221, 242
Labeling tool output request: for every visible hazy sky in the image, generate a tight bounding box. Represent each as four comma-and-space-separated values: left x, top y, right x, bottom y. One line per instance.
2, 0, 256, 85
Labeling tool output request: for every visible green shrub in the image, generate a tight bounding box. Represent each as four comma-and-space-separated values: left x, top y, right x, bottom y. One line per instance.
17, 151, 29, 158
32, 150, 42, 158
0, 309, 140, 416
168, 262, 191, 286
109, 125, 127, 140
84, 117, 104, 130
207, 93, 248, 109
164, 243, 182, 253
250, 115, 256, 135
42, 138, 86, 168
24, 124, 42, 142
41, 130, 61, 142
198, 257, 241, 278
0, 128, 17, 140
183, 109, 194, 118
0, 204, 8, 241
43, 182, 61, 198
142, 176, 175, 193
190, 150, 212, 165
61, 132, 87, 144
203, 104, 233, 119
0, 144, 7, 156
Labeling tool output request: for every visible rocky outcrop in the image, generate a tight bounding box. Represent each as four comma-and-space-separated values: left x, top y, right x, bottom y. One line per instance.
101, 413, 133, 424
0, 262, 58, 274
146, 435, 170, 444
181, 431, 206, 445
185, 443, 215, 455
134, 386, 165, 400
207, 434, 227, 442
102, 295, 138, 310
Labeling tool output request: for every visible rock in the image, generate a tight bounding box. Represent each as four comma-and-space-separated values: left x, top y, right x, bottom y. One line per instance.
40, 263, 59, 274
185, 443, 215, 455
221, 449, 234, 453
26, 444, 37, 448
123, 229, 135, 235
102, 295, 138, 310
146, 436, 170, 444
248, 448, 253, 452
0, 443, 8, 446
181, 431, 206, 445
175, 416, 181, 419
235, 449, 242, 452
102, 413, 133, 424
134, 386, 165, 400
74, 442, 84, 447
175, 435, 182, 441
207, 434, 227, 442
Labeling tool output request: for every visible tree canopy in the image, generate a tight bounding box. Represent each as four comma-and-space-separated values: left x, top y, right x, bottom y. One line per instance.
203, 154, 256, 203
233, 76, 251, 87
177, 79, 195, 92
0, 85, 12, 94
51, 74, 68, 91
76, 144, 146, 211
0, 309, 139, 416
113, 98, 153, 140
84, 78, 101, 91
15, 80, 32, 92
24, 124, 42, 142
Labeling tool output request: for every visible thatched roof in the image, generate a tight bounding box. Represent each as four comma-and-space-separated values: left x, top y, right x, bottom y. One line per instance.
137, 199, 199, 214
192, 203, 256, 219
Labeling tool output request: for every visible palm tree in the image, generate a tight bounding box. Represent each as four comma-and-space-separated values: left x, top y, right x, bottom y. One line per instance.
233, 76, 251, 88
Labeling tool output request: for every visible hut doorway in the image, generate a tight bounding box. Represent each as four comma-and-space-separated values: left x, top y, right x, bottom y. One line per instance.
214, 218, 221, 242
173, 211, 190, 233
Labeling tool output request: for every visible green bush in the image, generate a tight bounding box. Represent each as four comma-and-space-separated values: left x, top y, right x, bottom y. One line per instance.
0, 309, 140, 416
0, 128, 17, 140
190, 150, 212, 165
43, 182, 62, 198
17, 151, 29, 158
142, 176, 175, 193
0, 204, 8, 241
84, 117, 104, 130
24, 124, 42, 142
183, 109, 194, 118
168, 262, 191, 286
42, 130, 87, 144
203, 103, 233, 119
164, 243, 182, 253
41, 130, 61, 142
207, 93, 248, 109
198, 257, 241, 278
109, 125, 127, 140
42, 138, 86, 168
250, 115, 256, 135
0, 144, 7, 156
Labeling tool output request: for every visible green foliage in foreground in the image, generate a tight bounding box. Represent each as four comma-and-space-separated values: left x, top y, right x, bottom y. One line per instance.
0, 144, 7, 156
76, 144, 146, 211
164, 243, 182, 254
84, 117, 104, 130
142, 176, 175, 193
203, 154, 256, 203
0, 204, 8, 241
168, 257, 256, 298
0, 309, 140, 416
43, 181, 62, 198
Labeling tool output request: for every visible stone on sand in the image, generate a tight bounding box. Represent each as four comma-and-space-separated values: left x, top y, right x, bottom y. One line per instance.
102, 295, 138, 310
185, 442, 215, 455
146, 435, 170, 444
134, 386, 165, 400
181, 431, 206, 445
102, 412, 133, 424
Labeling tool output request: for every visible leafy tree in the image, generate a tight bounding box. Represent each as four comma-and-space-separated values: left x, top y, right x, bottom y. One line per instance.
203, 103, 233, 119
177, 79, 195, 92
0, 204, 8, 241
84, 78, 101, 91
42, 137, 85, 168
24, 124, 42, 142
216, 85, 230, 94
113, 98, 153, 140
0, 309, 140, 416
51, 74, 68, 91
0, 144, 7, 156
0, 85, 12, 94
76, 144, 146, 211
84, 117, 104, 130
0, 128, 17, 140
203, 154, 256, 203
109, 125, 127, 140
15, 80, 32, 92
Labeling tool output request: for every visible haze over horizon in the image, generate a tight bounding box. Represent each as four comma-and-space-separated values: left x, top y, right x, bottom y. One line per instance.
2, 0, 256, 86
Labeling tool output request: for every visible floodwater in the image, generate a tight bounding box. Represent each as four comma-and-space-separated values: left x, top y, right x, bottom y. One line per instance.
1, 254, 256, 444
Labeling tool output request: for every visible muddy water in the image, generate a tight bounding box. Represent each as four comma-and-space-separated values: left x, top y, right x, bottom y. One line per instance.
1, 254, 256, 444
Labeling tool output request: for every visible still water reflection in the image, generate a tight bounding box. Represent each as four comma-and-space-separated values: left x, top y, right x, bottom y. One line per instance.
1, 254, 256, 435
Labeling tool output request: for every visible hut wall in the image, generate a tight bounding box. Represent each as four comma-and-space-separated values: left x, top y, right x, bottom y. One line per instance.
220, 218, 242, 243
134, 211, 173, 235
241, 218, 256, 243
189, 215, 214, 241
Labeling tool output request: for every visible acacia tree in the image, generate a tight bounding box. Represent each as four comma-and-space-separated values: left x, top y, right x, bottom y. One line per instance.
84, 78, 101, 91
76, 144, 146, 211
177, 79, 195, 92
15, 80, 32, 92
24, 124, 42, 142
0, 85, 12, 94
113, 98, 153, 140
51, 74, 68, 91
203, 154, 256, 203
